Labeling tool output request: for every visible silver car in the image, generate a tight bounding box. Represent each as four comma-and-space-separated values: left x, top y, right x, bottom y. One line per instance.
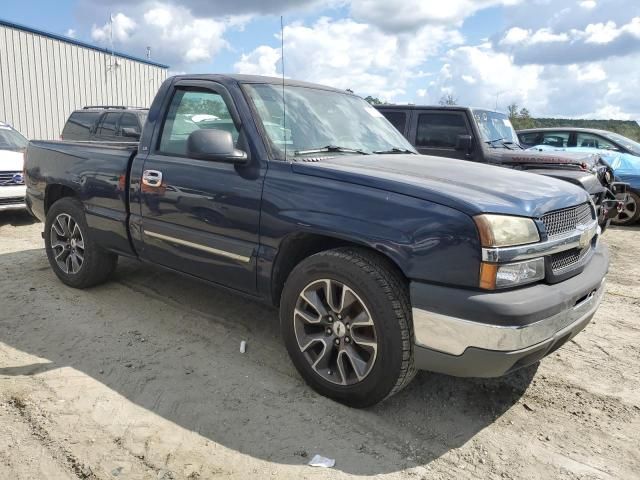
0, 122, 28, 211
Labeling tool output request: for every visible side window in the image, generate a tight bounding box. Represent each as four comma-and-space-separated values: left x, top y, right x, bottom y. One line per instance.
381, 111, 407, 135
576, 133, 619, 150
120, 113, 141, 133
518, 132, 542, 146
541, 132, 569, 148
98, 113, 122, 137
62, 112, 101, 139
159, 89, 239, 156
416, 112, 468, 148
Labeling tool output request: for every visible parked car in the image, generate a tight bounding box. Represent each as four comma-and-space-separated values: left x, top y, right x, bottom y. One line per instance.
60, 106, 148, 142
518, 127, 640, 225
0, 121, 28, 212
25, 75, 608, 407
376, 105, 627, 230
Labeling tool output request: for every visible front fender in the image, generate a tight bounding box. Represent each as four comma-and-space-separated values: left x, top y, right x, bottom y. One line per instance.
258, 162, 482, 296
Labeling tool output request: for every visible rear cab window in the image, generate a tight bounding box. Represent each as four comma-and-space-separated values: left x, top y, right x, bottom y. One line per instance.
98, 112, 123, 138
416, 112, 469, 148
380, 111, 408, 135
541, 132, 570, 148
120, 113, 141, 134
61, 111, 102, 140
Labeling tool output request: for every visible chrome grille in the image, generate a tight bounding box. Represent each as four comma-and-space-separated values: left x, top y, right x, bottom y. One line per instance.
550, 247, 590, 273
541, 203, 594, 238
0, 197, 25, 206
0, 171, 24, 185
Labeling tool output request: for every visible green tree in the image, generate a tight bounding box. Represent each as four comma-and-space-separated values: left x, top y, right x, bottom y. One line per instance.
507, 103, 519, 119
364, 95, 383, 105
439, 94, 457, 106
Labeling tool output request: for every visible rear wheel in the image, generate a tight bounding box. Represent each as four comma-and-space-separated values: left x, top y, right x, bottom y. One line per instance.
280, 248, 415, 407
44, 197, 118, 288
612, 192, 640, 225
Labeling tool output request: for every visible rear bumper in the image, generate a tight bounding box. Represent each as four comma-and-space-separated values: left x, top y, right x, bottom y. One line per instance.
410, 243, 608, 377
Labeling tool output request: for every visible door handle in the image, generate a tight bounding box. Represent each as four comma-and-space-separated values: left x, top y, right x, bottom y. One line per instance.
142, 170, 163, 187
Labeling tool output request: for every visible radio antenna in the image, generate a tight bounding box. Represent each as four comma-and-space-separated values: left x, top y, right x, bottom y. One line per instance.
280, 15, 287, 161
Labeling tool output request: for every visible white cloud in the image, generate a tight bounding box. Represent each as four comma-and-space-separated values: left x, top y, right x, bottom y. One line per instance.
234, 17, 462, 100
501, 27, 529, 45
568, 63, 607, 82
350, 0, 522, 32
91, 13, 137, 43
424, 40, 640, 119
235, 46, 281, 76
65, 29, 76, 38
500, 26, 569, 46
579, 0, 597, 9
417, 88, 427, 97
90, 3, 244, 68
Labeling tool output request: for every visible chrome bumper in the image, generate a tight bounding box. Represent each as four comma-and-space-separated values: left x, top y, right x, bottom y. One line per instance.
0, 202, 27, 212
412, 279, 605, 356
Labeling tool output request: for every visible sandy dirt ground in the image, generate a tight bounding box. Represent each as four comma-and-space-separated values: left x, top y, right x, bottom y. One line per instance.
0, 210, 638, 479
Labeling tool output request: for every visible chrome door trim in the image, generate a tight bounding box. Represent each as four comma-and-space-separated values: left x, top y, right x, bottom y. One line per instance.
144, 230, 251, 263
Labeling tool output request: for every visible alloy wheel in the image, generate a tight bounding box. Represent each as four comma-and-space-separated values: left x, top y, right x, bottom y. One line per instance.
293, 279, 378, 386
614, 195, 637, 224
50, 213, 85, 274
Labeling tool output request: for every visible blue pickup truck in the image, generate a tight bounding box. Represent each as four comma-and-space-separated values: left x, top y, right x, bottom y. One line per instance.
25, 75, 608, 407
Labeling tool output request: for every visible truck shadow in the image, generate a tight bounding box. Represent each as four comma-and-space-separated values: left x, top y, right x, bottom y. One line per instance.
0, 250, 536, 476
0, 210, 39, 227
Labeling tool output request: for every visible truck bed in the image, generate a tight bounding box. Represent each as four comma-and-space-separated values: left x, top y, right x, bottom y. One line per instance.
25, 140, 138, 256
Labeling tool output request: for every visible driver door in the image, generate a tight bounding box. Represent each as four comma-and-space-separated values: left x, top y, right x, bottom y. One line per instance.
137, 81, 264, 294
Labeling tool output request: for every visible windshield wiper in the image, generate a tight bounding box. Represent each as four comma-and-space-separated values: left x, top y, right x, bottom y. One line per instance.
485, 138, 517, 150
373, 147, 416, 154
294, 145, 369, 156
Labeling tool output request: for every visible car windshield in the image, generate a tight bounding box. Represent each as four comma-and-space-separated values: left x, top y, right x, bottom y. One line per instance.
243, 83, 416, 159
0, 126, 28, 152
603, 131, 640, 156
472, 109, 520, 146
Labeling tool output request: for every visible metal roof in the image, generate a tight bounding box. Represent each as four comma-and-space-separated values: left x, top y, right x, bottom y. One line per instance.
0, 18, 169, 69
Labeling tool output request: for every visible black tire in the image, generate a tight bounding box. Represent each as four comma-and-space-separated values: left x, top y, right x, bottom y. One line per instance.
280, 247, 415, 408
611, 192, 640, 226
44, 197, 117, 288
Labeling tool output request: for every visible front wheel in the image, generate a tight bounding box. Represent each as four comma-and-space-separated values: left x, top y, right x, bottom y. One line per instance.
611, 192, 640, 226
44, 197, 118, 288
280, 248, 415, 408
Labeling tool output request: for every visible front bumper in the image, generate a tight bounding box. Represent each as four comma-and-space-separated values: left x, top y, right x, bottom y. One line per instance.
0, 185, 27, 211
410, 243, 609, 377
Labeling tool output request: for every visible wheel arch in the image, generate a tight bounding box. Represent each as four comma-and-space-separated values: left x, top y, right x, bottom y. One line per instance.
270, 231, 408, 306
45, 184, 78, 214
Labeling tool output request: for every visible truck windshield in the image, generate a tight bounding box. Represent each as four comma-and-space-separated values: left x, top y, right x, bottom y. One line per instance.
244, 84, 416, 159
472, 109, 520, 147
603, 131, 640, 156
0, 126, 28, 152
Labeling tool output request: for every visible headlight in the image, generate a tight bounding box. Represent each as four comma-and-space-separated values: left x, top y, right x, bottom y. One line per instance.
474, 214, 540, 247
480, 258, 545, 289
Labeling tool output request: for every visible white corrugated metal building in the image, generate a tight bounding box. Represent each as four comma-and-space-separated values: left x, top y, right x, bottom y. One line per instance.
0, 19, 169, 140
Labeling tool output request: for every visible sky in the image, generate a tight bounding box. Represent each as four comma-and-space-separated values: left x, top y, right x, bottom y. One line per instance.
3, 0, 640, 120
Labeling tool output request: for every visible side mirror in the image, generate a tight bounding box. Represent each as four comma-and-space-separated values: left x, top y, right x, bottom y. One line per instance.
455, 134, 473, 152
121, 127, 141, 139
187, 129, 248, 165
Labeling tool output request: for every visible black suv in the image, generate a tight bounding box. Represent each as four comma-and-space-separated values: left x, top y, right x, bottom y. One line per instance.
60, 106, 148, 142
376, 104, 627, 230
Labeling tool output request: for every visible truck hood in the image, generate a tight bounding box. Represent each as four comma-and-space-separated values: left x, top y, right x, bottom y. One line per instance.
0, 150, 24, 172
489, 148, 600, 169
291, 154, 589, 218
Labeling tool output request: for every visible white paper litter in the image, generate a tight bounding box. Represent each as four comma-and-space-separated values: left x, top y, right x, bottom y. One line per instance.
240, 340, 247, 353
308, 454, 335, 468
